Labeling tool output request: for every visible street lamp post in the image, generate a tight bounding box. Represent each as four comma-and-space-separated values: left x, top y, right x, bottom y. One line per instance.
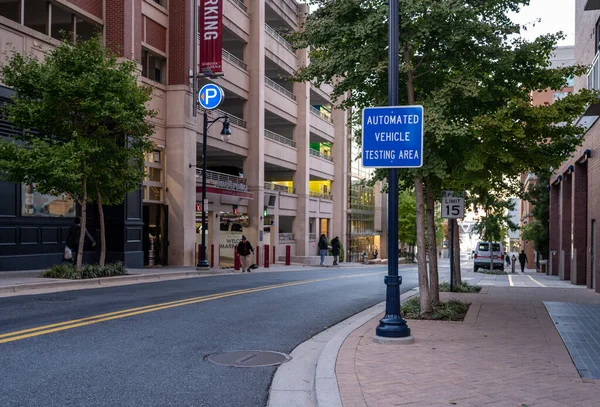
374, 0, 412, 341
197, 110, 231, 269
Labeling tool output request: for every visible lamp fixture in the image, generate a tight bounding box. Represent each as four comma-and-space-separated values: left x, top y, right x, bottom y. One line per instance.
220, 117, 231, 142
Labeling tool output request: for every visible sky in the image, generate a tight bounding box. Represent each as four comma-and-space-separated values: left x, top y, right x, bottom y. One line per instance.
308, 0, 575, 46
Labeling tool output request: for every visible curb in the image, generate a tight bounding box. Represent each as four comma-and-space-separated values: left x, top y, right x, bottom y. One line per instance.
268, 286, 420, 407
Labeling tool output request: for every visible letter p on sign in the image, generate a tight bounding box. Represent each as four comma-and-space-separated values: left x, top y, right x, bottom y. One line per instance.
198, 84, 225, 110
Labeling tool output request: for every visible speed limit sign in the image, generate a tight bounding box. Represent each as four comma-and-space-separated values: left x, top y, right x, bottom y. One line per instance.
442, 191, 464, 219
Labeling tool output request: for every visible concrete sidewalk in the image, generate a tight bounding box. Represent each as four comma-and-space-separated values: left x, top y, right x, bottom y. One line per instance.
0, 262, 381, 297
336, 272, 600, 407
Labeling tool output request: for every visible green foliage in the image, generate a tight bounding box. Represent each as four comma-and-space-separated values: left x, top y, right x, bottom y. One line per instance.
43, 262, 128, 279
401, 297, 471, 321
398, 189, 417, 246
439, 281, 482, 293
478, 270, 508, 275
523, 172, 550, 259
471, 193, 518, 243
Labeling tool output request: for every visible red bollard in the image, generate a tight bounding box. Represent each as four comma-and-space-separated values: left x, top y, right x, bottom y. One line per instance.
210, 244, 214, 268
256, 246, 260, 267
234, 253, 241, 270
264, 245, 270, 268
272, 246, 276, 265
285, 245, 291, 266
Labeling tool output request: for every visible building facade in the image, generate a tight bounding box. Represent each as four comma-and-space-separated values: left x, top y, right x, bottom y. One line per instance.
547, 1, 600, 289
0, 0, 354, 270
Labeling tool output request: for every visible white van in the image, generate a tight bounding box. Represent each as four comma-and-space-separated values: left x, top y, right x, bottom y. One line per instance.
473, 241, 504, 272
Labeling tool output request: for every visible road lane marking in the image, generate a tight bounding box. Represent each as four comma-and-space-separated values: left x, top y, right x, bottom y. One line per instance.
508, 274, 514, 287
0, 272, 383, 344
527, 275, 546, 287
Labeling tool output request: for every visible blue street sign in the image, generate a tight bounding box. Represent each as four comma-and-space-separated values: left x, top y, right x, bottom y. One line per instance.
361, 105, 424, 168
198, 84, 225, 110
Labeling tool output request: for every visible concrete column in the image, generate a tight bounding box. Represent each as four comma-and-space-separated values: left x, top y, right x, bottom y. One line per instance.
242, 0, 265, 252
212, 203, 221, 269
572, 163, 588, 285
292, 52, 311, 256
549, 184, 560, 276
165, 87, 197, 266
560, 174, 572, 280
331, 105, 348, 250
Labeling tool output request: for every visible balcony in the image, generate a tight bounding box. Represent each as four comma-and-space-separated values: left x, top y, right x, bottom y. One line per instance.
197, 108, 249, 153
310, 106, 335, 142
309, 191, 333, 200
279, 233, 295, 241
224, 0, 250, 38
196, 169, 247, 190
230, 0, 246, 12
223, 49, 247, 70
265, 129, 297, 170
266, 0, 299, 30
584, 53, 600, 116
265, 78, 298, 123
309, 233, 316, 241
265, 182, 296, 194
309, 148, 333, 162
265, 24, 297, 71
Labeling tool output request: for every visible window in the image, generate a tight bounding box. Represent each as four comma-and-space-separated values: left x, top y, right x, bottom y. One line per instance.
144, 149, 165, 202
553, 91, 569, 102
153, 0, 167, 8
596, 17, 600, 53
50, 4, 73, 40
0, 0, 20, 23
142, 49, 167, 84
24, 0, 47, 34
75, 17, 99, 41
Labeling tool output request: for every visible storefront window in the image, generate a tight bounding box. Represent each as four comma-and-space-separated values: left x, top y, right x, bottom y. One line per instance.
21, 184, 76, 217
144, 149, 165, 203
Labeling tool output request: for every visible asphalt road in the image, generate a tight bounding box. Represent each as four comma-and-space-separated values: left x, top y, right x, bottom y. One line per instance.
0, 262, 449, 407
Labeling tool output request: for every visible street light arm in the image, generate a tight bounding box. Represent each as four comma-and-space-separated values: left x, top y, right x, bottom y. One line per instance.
206, 115, 229, 130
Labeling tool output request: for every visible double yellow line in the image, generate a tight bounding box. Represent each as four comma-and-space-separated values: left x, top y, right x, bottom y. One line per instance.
0, 272, 382, 345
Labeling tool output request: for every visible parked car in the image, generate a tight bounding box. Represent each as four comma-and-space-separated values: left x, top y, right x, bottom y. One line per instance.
473, 241, 504, 272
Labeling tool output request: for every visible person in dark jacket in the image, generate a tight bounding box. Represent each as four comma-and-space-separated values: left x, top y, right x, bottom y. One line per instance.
63, 216, 96, 263
331, 237, 341, 266
518, 250, 528, 273
237, 235, 254, 272
318, 234, 329, 266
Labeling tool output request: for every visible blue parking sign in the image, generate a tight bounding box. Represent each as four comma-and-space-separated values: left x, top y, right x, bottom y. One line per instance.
198, 84, 225, 110
361, 106, 424, 168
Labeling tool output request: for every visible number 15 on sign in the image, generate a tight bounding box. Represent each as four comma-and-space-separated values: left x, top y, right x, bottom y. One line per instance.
442, 191, 464, 219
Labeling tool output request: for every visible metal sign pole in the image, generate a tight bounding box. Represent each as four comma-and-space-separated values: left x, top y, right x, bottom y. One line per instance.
374, 0, 411, 340
450, 218, 454, 292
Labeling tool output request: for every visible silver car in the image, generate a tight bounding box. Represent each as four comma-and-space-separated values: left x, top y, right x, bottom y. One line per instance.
473, 242, 505, 272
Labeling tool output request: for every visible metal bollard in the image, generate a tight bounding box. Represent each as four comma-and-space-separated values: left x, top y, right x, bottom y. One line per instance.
256, 246, 260, 267
363, 251, 369, 265
285, 245, 291, 266
272, 246, 276, 265
511, 260, 516, 274
210, 244, 214, 268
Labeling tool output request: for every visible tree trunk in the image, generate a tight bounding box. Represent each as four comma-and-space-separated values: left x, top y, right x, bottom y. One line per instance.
426, 185, 439, 303
96, 184, 106, 267
76, 174, 87, 271
453, 219, 462, 286
404, 42, 431, 313
415, 177, 432, 313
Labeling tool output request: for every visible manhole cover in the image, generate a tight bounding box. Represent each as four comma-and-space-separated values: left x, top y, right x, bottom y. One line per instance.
207, 350, 291, 367
38, 296, 76, 302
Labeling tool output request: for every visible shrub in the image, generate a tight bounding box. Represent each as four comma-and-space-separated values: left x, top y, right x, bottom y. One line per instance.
439, 281, 482, 293
478, 270, 507, 275
401, 297, 470, 321
43, 262, 128, 279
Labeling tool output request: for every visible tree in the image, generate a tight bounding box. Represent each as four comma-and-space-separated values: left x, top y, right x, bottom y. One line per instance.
292, 0, 596, 313
523, 172, 550, 262
398, 189, 417, 248
0, 36, 154, 269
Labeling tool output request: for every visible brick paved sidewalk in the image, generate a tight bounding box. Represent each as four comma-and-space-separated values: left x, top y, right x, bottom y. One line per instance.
336, 287, 600, 407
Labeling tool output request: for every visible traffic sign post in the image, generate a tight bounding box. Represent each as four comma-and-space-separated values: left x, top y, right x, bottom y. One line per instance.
362, 105, 424, 168
371, 0, 414, 344
441, 191, 464, 292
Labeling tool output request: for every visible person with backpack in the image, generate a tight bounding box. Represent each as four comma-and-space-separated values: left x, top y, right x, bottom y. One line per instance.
318, 234, 329, 266
331, 236, 341, 266
237, 235, 254, 272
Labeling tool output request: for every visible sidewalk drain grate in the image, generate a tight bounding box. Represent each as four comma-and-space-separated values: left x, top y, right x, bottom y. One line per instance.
206, 350, 291, 368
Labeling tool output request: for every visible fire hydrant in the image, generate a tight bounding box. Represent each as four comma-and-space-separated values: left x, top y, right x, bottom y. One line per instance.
362, 251, 369, 264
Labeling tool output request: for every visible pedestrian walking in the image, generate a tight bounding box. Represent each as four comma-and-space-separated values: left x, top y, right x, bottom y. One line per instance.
318, 234, 329, 266
518, 250, 528, 273
331, 237, 341, 266
237, 235, 254, 272
505, 253, 511, 267
63, 216, 96, 263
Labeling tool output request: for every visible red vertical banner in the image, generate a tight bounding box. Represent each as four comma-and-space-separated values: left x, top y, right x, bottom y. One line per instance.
199, 0, 223, 75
